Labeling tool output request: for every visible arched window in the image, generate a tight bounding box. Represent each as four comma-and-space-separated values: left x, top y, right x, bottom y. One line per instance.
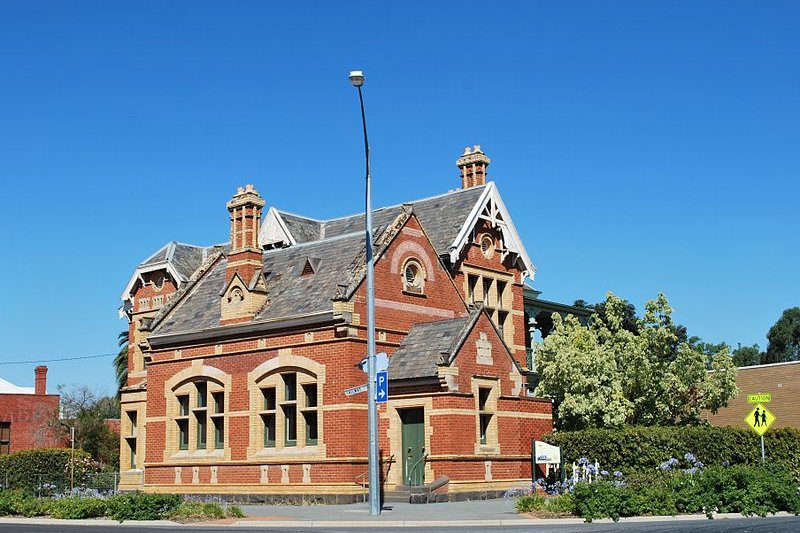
480, 235, 495, 258
257, 369, 319, 449
172, 378, 226, 453
402, 258, 425, 295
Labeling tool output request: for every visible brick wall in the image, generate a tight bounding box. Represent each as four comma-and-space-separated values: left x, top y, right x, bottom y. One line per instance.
0, 393, 63, 453
705, 361, 800, 429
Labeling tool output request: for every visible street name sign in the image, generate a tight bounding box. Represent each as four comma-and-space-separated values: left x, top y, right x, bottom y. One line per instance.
357, 352, 389, 373
747, 393, 772, 404
376, 370, 388, 404
344, 384, 368, 396
745, 403, 776, 436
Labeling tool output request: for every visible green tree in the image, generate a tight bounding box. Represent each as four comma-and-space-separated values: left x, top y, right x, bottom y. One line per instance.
731, 343, 763, 367
535, 292, 738, 429
765, 307, 800, 364
113, 330, 128, 397
57, 385, 120, 470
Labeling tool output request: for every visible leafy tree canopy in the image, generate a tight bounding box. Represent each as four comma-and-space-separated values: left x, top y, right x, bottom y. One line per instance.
765, 307, 800, 364
56, 385, 120, 470
535, 292, 738, 430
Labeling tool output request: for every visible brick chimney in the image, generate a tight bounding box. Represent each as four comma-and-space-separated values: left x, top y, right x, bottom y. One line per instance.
456, 145, 491, 189
225, 184, 266, 286
34, 365, 47, 395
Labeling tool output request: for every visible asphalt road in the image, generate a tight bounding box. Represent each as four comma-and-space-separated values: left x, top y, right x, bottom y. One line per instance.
3, 517, 800, 533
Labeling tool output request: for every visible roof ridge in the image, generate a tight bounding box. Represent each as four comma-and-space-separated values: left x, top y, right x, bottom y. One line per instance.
275, 209, 324, 223
321, 185, 486, 224
261, 230, 363, 256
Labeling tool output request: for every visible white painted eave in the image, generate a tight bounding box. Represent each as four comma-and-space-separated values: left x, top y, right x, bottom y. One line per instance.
447, 182, 536, 279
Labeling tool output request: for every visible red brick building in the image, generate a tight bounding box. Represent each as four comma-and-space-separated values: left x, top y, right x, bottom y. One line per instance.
0, 366, 62, 454
118, 147, 555, 500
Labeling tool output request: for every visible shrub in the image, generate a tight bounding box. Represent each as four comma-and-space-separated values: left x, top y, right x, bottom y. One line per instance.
0, 448, 99, 496
170, 501, 226, 521
0, 491, 27, 516
105, 492, 181, 522
516, 493, 576, 514
571, 465, 800, 522
544, 426, 800, 479
49, 497, 107, 519
10, 496, 51, 518
226, 505, 245, 518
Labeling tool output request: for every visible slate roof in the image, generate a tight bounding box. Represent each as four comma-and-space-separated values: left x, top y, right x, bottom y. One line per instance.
320, 185, 486, 256
278, 211, 322, 244
139, 242, 216, 280
152, 232, 369, 336
387, 310, 482, 380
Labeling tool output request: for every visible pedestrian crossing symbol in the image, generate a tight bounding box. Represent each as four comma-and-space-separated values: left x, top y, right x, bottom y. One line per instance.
745, 403, 775, 436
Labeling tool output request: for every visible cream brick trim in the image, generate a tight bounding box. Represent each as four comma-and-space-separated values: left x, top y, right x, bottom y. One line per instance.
119, 402, 146, 473
321, 403, 368, 412
246, 350, 327, 461
133, 483, 367, 495
497, 411, 551, 420
472, 377, 500, 454
163, 361, 233, 462
120, 392, 147, 404
386, 397, 434, 487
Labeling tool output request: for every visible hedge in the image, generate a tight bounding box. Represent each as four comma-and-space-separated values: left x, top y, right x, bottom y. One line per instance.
0, 448, 98, 496
543, 426, 800, 479
572, 465, 800, 521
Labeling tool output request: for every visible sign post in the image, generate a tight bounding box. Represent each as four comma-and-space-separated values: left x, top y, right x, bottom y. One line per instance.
745, 400, 776, 465
531, 439, 561, 494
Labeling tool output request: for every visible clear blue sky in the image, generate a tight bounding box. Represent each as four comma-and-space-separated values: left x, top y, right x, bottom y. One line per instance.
1, 1, 798, 393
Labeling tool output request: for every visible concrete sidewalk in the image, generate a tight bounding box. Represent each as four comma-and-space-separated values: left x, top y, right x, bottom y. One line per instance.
0, 500, 796, 529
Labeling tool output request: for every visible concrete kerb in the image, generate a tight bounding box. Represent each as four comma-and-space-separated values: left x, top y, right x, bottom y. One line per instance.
0, 513, 797, 528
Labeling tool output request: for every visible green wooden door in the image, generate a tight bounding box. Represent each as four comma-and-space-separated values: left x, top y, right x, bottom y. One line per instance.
401, 408, 425, 486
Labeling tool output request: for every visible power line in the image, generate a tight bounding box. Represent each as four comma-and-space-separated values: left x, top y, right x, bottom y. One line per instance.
0, 352, 117, 365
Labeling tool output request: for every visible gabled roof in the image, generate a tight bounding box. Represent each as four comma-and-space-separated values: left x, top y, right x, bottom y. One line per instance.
259, 183, 534, 277
387, 312, 478, 381
388, 307, 523, 382
279, 211, 322, 243
151, 232, 369, 337
121, 241, 219, 301
149, 209, 425, 341
258, 186, 488, 258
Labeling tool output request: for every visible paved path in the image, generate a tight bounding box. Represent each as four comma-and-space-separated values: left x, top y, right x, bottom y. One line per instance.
240, 497, 519, 522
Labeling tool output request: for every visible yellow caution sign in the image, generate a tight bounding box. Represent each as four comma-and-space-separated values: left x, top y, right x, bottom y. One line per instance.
745, 403, 775, 436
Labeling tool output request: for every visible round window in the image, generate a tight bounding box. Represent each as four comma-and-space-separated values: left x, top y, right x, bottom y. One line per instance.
481, 236, 494, 258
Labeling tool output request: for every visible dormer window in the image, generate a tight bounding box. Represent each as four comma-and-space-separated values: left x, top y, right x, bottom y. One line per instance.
403, 259, 425, 295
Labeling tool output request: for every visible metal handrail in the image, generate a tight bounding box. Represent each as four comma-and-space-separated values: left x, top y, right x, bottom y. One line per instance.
355, 455, 394, 502
407, 452, 428, 487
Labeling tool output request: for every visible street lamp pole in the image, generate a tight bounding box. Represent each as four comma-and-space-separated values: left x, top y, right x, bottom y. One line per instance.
349, 70, 380, 516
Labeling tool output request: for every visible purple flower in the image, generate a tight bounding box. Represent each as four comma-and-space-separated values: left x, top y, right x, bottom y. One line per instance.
722, 460, 730, 467
613, 471, 623, 478
600, 470, 609, 477
684, 453, 697, 463
660, 458, 679, 471
578, 457, 589, 466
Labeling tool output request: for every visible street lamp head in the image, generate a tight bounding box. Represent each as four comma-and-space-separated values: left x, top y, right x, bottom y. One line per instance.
349, 70, 365, 87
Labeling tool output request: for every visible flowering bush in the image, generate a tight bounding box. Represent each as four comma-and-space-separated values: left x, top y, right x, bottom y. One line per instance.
544, 426, 800, 479
572, 465, 800, 522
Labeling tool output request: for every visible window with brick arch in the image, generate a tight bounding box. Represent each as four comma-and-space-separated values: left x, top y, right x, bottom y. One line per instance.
257, 369, 319, 450
172, 378, 226, 453
402, 258, 425, 295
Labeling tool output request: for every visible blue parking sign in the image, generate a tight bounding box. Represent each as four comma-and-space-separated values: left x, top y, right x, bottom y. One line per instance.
376, 370, 388, 403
